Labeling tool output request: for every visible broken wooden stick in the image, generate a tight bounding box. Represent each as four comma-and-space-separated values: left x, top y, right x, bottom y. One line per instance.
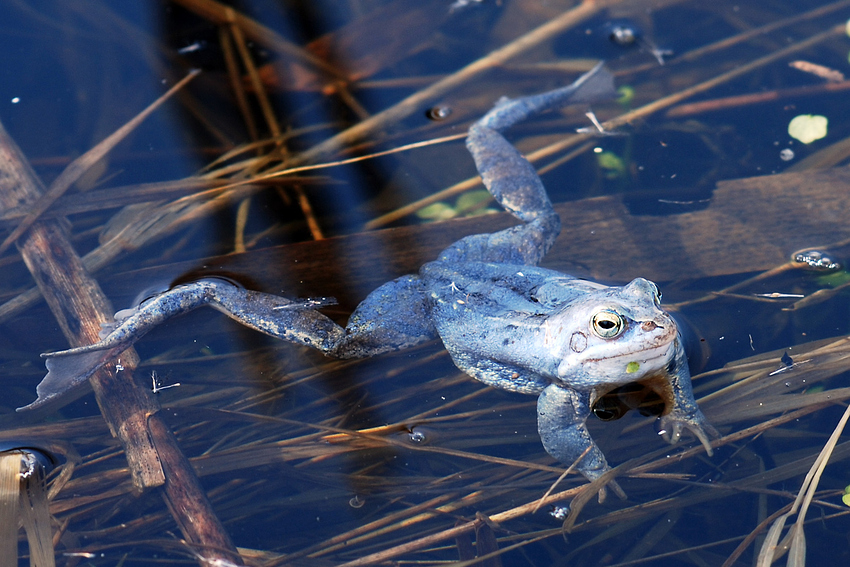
0, 119, 243, 566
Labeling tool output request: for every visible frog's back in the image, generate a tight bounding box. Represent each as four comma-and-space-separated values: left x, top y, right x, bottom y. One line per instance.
422, 261, 592, 314
422, 261, 608, 310
420, 261, 608, 391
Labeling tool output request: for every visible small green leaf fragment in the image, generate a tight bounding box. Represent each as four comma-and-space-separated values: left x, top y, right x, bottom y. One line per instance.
617, 85, 635, 107
455, 189, 492, 212
788, 114, 828, 144
417, 202, 456, 221
842, 493, 850, 507
467, 207, 499, 218
597, 151, 626, 179
816, 271, 850, 287
626, 361, 640, 373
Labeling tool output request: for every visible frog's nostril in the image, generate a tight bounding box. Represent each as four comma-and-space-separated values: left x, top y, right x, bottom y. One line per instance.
641, 321, 659, 332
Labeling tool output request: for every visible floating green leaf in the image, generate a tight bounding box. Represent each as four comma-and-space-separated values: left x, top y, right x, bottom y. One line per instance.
816, 270, 850, 287
455, 189, 492, 212
617, 85, 635, 107
416, 202, 456, 221
788, 114, 828, 144
417, 190, 499, 222
597, 151, 627, 179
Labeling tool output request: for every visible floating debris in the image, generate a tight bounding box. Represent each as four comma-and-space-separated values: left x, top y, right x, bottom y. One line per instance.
177, 41, 207, 54
789, 60, 845, 82
602, 20, 673, 64
426, 104, 453, 121
449, 0, 483, 13
606, 22, 639, 47
788, 114, 828, 144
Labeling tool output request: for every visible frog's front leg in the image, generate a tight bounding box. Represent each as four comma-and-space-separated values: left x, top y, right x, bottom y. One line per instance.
20, 277, 437, 411
439, 62, 615, 266
537, 383, 625, 501
657, 341, 718, 453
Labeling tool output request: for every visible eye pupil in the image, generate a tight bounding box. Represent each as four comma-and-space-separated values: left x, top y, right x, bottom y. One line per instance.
592, 311, 624, 338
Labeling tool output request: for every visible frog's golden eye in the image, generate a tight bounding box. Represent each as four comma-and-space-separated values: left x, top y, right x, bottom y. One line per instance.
591, 310, 625, 339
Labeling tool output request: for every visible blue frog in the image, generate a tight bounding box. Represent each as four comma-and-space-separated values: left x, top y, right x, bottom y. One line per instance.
22, 63, 715, 499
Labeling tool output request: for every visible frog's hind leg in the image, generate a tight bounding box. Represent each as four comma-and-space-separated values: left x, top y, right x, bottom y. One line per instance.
440, 62, 614, 266
215, 274, 439, 359
21, 277, 437, 411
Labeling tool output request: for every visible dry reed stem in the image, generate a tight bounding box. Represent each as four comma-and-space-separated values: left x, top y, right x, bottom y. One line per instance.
0, 97, 242, 567
756, 403, 850, 566
219, 25, 259, 143
366, 9, 846, 228
280, 0, 623, 166
171, 0, 345, 80
0, 69, 200, 256
5, 2, 850, 564
35, 350, 850, 565
33, 288, 850, 562
666, 80, 850, 118
0, 455, 19, 567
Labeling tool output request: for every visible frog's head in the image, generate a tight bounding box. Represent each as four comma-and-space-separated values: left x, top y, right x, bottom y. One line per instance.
546, 277, 680, 387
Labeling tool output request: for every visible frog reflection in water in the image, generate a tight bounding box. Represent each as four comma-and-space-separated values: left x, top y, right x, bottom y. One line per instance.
22, 63, 716, 499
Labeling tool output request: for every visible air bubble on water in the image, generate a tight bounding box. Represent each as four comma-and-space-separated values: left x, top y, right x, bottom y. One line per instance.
408, 429, 427, 444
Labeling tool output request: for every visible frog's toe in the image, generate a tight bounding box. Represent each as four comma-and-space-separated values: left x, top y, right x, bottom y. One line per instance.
599, 478, 627, 502
690, 420, 719, 457
657, 412, 719, 456
18, 348, 118, 411
580, 465, 627, 503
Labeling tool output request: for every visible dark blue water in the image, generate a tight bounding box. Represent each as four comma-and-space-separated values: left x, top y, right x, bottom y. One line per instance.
1, 0, 850, 565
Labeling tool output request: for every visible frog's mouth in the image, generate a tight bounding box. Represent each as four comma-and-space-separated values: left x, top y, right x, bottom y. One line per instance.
594, 325, 678, 371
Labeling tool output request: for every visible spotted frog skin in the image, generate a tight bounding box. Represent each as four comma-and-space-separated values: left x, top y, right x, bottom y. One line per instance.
23, 64, 716, 498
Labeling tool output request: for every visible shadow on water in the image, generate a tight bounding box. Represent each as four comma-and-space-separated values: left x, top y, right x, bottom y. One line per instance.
2, 0, 850, 565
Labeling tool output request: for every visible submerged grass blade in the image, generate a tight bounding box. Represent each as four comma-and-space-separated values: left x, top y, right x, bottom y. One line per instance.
0, 454, 20, 567
290, 0, 612, 166
369, 13, 847, 229
788, 524, 806, 567
756, 403, 850, 565
756, 515, 788, 567
19, 468, 55, 567
0, 68, 200, 256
